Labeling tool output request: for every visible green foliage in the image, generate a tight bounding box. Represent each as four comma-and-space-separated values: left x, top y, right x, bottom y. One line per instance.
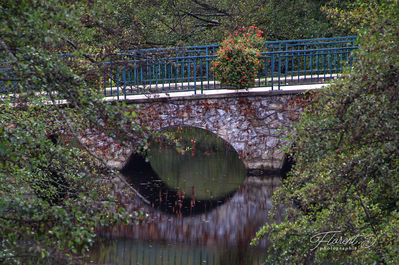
0, 1, 147, 264
321, 0, 387, 34
115, 0, 350, 47
212, 26, 263, 89
252, 1, 399, 264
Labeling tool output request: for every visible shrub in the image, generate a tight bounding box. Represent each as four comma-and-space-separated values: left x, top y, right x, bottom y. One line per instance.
212, 26, 264, 89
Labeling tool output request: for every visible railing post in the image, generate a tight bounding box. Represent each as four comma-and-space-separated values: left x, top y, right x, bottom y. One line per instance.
278, 44, 281, 90
193, 59, 197, 95
278, 52, 282, 90
109, 61, 113, 97
116, 71, 119, 100
122, 67, 126, 100
285, 43, 288, 83
271, 54, 275, 90
103, 63, 106, 97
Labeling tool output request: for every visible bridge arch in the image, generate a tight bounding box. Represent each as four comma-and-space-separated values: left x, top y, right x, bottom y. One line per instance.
87, 92, 303, 174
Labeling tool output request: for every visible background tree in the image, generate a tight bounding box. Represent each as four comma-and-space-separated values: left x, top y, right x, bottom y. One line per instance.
117, 0, 351, 47
252, 0, 399, 264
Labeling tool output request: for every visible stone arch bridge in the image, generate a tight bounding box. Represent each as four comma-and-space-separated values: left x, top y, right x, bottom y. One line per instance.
85, 90, 308, 174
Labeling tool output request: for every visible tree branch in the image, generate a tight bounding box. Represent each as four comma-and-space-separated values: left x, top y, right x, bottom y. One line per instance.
0, 37, 17, 62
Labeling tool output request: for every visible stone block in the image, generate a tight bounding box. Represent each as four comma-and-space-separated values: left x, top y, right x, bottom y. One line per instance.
261, 150, 270, 160
217, 109, 226, 116
233, 142, 246, 151
268, 120, 282, 129
269, 103, 284, 110
266, 137, 279, 148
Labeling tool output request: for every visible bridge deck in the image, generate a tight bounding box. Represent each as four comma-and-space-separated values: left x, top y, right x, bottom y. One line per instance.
103, 83, 328, 103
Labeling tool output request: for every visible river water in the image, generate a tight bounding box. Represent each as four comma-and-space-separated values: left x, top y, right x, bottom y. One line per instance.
90, 127, 283, 265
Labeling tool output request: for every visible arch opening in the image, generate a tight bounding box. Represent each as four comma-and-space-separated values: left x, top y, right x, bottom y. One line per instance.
121, 126, 246, 216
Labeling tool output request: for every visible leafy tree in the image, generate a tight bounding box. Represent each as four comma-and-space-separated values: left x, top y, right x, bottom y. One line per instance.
118, 0, 350, 47
252, 1, 399, 264
322, 0, 387, 34
0, 0, 148, 264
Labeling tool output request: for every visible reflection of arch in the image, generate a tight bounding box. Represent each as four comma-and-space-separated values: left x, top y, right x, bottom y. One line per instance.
121, 126, 246, 216
121, 153, 237, 217
97, 175, 283, 249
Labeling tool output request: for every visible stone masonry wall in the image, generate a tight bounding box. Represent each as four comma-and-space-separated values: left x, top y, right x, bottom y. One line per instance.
136, 93, 302, 171
83, 92, 303, 172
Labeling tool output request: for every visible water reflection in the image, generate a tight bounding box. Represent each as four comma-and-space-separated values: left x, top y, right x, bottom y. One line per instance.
93, 126, 284, 264
89, 239, 266, 265
121, 127, 246, 216
98, 176, 282, 248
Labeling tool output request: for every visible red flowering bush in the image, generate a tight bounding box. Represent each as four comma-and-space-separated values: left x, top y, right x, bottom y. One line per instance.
212, 26, 264, 89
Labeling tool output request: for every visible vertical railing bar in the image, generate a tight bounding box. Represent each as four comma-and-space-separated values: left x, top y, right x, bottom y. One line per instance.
136, 61, 139, 95
170, 59, 173, 92
180, 57, 184, 91
323, 51, 326, 81
181, 53, 184, 91
257, 55, 266, 87
150, 59, 154, 93
271, 53, 275, 90
110, 62, 113, 97
103, 64, 107, 96
297, 51, 300, 82
156, 58, 159, 91
140, 60, 143, 94
303, 49, 307, 84
206, 56, 210, 91
175, 58, 178, 91
265, 55, 269, 87
331, 47, 334, 79
291, 51, 294, 82
310, 52, 313, 82
278, 51, 281, 90
318, 50, 321, 79
194, 59, 197, 94
187, 58, 190, 91
116, 71, 120, 100
336, 49, 340, 78
213, 57, 216, 90
327, 44, 332, 77
285, 43, 288, 84
123, 66, 126, 100
200, 58, 203, 94
162, 59, 166, 91
128, 66, 132, 95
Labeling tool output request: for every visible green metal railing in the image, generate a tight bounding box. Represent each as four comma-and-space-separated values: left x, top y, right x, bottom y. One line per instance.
103, 36, 357, 99
0, 37, 357, 99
